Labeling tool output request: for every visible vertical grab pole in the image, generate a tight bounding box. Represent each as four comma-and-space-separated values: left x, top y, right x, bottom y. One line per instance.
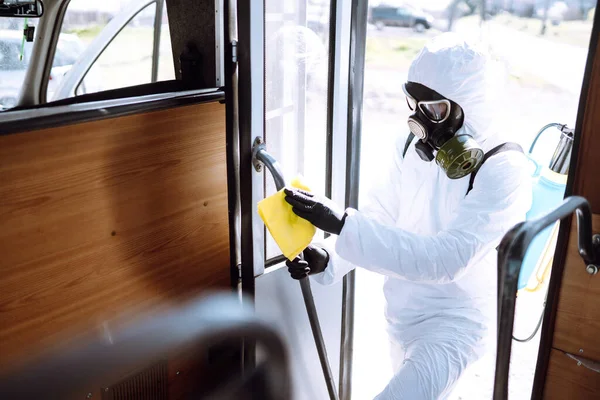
339, 0, 368, 398
253, 144, 339, 400
299, 276, 339, 400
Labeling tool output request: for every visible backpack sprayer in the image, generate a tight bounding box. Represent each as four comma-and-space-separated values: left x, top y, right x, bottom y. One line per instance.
513, 122, 574, 342
521, 123, 574, 290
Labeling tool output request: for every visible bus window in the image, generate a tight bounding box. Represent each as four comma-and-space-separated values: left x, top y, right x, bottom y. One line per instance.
47, 0, 175, 102
264, 0, 331, 260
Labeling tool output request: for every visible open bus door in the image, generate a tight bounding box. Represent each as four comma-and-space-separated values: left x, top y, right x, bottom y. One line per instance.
231, 0, 368, 398
0, 0, 370, 398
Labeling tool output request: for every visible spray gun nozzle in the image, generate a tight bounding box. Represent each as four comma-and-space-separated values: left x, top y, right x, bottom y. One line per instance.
560, 124, 574, 137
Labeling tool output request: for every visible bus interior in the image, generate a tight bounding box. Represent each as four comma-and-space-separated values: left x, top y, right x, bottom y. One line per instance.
0, 0, 599, 399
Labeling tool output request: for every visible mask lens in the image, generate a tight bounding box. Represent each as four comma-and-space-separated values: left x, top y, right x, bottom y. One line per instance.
420, 102, 449, 122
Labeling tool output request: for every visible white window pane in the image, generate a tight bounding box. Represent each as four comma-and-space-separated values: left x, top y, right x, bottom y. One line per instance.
264, 0, 331, 260
48, 0, 175, 101
76, 3, 157, 95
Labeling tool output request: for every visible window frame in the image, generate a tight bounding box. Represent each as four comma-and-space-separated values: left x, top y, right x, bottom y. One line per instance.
6, 0, 220, 111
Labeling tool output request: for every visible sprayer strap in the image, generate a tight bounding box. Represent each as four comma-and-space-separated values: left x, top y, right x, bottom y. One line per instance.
402, 135, 523, 195
467, 142, 524, 195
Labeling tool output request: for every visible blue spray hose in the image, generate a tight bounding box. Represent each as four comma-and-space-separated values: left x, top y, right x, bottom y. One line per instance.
528, 123, 567, 154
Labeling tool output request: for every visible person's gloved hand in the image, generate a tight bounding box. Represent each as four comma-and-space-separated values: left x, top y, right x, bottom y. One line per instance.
284, 188, 347, 235
286, 245, 330, 280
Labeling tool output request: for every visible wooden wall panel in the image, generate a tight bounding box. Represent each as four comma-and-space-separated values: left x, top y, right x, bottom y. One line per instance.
573, 30, 600, 213
0, 101, 231, 370
552, 214, 600, 361
544, 349, 600, 399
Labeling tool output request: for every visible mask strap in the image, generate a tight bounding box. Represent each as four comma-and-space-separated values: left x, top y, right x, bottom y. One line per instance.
402, 133, 415, 159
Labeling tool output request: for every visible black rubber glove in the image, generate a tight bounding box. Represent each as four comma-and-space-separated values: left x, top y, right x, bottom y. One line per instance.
284, 188, 348, 235
286, 245, 330, 280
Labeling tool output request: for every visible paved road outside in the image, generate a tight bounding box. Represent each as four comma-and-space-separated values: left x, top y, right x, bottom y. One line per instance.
366, 18, 589, 95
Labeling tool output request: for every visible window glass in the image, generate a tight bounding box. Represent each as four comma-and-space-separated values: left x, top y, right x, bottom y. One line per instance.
75, 3, 157, 96
48, 0, 174, 102
264, 0, 331, 260
0, 18, 38, 109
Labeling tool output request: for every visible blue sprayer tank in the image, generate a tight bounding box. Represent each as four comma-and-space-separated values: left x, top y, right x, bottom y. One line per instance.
518, 125, 574, 290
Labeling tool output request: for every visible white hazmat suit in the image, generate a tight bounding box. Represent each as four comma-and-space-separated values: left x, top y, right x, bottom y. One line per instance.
314, 34, 532, 399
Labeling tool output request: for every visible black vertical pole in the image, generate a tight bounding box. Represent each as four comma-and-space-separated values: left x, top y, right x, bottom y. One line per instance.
339, 0, 368, 399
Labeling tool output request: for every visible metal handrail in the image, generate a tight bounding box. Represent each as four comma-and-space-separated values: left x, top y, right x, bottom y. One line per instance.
0, 294, 291, 400
253, 141, 339, 400
494, 196, 600, 399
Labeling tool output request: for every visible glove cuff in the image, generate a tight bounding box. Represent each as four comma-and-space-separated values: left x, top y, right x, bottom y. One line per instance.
322, 248, 330, 267
307, 247, 330, 275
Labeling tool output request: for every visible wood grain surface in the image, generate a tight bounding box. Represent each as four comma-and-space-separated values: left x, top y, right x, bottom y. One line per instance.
572, 29, 600, 214
544, 349, 600, 399
0, 101, 231, 369
536, 15, 600, 398
552, 214, 600, 361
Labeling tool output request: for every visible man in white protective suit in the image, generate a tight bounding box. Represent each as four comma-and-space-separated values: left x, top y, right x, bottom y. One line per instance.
284, 33, 532, 399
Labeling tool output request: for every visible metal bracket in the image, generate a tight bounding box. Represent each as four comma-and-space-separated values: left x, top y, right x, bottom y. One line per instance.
252, 137, 264, 173
231, 40, 238, 64
587, 234, 600, 275
251, 137, 286, 191
565, 352, 600, 373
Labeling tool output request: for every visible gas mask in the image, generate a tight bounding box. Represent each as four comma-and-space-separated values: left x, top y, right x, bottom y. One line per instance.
403, 82, 484, 179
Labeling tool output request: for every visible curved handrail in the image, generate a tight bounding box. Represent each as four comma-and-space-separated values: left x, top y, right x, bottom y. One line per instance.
0, 293, 291, 400
252, 140, 286, 192
494, 196, 600, 400
252, 141, 339, 400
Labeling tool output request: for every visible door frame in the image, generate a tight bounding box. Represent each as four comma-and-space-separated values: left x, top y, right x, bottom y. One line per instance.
232, 0, 368, 397
235, 0, 265, 298
531, 7, 600, 398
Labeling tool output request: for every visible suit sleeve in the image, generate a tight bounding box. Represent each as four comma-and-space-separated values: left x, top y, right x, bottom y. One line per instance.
332, 151, 532, 283
311, 136, 407, 285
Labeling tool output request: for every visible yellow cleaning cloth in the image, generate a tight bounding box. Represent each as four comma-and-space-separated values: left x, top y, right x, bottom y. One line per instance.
257, 176, 316, 261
